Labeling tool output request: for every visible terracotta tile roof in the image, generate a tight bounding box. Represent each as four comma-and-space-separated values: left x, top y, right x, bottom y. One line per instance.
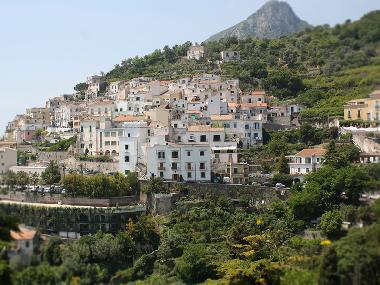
250, 90, 266, 96
210, 114, 234, 121
11, 228, 36, 241
113, 115, 146, 122
228, 103, 238, 108
294, 148, 326, 157
185, 110, 201, 114
187, 125, 224, 132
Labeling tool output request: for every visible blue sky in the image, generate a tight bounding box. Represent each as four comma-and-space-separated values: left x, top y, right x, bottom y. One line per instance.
1, 0, 379, 134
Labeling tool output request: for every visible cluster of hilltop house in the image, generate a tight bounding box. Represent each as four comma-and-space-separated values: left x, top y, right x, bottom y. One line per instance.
3, 44, 379, 184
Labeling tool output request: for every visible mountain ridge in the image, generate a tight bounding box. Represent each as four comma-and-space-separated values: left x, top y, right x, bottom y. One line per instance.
206, 0, 311, 42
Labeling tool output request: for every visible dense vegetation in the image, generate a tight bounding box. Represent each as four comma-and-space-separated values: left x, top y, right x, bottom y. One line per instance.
62, 172, 139, 198
33, 136, 77, 152
105, 11, 380, 122
3, 160, 380, 284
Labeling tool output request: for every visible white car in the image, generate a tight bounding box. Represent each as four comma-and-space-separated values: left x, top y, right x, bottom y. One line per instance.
275, 183, 286, 188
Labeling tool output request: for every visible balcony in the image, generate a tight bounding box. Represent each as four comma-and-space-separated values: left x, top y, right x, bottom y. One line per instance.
158, 166, 166, 171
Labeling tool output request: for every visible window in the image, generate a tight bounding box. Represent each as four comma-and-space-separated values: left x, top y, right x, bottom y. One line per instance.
187, 163, 192, 170
245, 124, 249, 130
125, 145, 129, 150
105, 141, 110, 146
200, 150, 205, 156
306, 168, 310, 173
128, 133, 131, 137
233, 167, 238, 174
25, 241, 30, 248
200, 135, 207, 142
158, 151, 165, 159
160, 172, 164, 178
200, 162, 205, 170
125, 156, 129, 162
201, 172, 206, 178
111, 141, 117, 146
187, 151, 191, 156
213, 135, 221, 142
125, 170, 130, 175
172, 163, 177, 170
172, 151, 179, 158
187, 172, 192, 178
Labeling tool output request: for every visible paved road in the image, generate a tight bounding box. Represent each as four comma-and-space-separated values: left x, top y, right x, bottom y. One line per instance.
0, 199, 107, 208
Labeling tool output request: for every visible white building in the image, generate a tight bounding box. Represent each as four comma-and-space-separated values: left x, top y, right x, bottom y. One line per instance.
147, 143, 211, 182
118, 121, 150, 175
9, 165, 47, 176
221, 51, 241, 62
78, 117, 100, 155
54, 102, 85, 128
86, 75, 104, 96
187, 45, 205, 60
287, 148, 326, 175
0, 147, 17, 176
207, 95, 228, 115
8, 227, 38, 266
209, 115, 263, 147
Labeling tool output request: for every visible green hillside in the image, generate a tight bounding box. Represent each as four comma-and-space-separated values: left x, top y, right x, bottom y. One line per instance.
106, 11, 380, 121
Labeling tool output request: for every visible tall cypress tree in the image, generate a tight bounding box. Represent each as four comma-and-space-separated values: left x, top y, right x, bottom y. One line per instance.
319, 247, 340, 285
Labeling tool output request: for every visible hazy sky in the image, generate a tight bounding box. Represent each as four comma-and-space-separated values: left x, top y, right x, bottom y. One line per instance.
1, 0, 379, 134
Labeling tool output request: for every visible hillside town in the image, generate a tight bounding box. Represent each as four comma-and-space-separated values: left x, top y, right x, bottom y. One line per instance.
2, 58, 310, 184
1, 0, 380, 283
3, 50, 380, 188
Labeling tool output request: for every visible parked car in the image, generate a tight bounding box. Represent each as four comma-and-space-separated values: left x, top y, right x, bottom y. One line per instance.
275, 183, 286, 188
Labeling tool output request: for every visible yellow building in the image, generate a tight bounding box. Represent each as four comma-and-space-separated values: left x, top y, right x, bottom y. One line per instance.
344, 90, 380, 122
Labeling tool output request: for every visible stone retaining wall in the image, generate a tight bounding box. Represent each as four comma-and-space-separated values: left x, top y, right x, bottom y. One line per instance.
0, 192, 138, 207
